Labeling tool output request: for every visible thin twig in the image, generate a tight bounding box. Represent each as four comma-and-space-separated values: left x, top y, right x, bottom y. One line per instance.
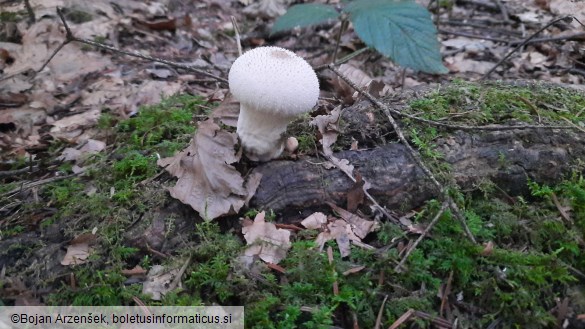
395, 201, 449, 272
54, 8, 228, 85
492, 0, 510, 23
145, 242, 170, 259
510, 31, 585, 46
374, 295, 388, 329
562, 262, 585, 281
481, 16, 574, 80
559, 117, 585, 133
438, 28, 511, 43
327, 246, 339, 296
444, 20, 523, 36
24, 0, 36, 23
37, 40, 69, 73
314, 48, 369, 71
1, 173, 81, 199
332, 18, 349, 63
230, 16, 242, 57
389, 309, 415, 329
329, 64, 477, 243
322, 153, 399, 224
0, 166, 39, 178
169, 256, 192, 290
440, 270, 454, 317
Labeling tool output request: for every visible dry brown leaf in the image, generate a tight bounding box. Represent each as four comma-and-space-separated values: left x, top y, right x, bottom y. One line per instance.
142, 265, 179, 301
61, 244, 90, 266
158, 120, 257, 220
242, 0, 293, 18
4, 19, 111, 81
121, 265, 147, 276
50, 109, 101, 137
346, 171, 365, 212
365, 80, 392, 99
310, 106, 341, 156
61, 234, 96, 266
266, 262, 286, 274
242, 211, 291, 264
327, 202, 379, 239
442, 37, 489, 54
210, 92, 240, 128
334, 63, 372, 105
446, 53, 494, 75
481, 241, 494, 256
0, 108, 46, 135
516, 12, 543, 24
0, 74, 34, 94
127, 81, 183, 116
315, 219, 356, 257
534, 0, 549, 10
301, 212, 328, 230
0, 92, 27, 107
49, 46, 112, 82
343, 266, 366, 276
59, 139, 106, 162
81, 75, 126, 106
310, 107, 357, 175
549, 0, 585, 27
244, 172, 263, 206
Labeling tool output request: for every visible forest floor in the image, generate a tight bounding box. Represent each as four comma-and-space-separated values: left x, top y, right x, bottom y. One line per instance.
1, 0, 585, 328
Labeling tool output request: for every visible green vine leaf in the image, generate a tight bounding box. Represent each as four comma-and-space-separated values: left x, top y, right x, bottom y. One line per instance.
271, 4, 340, 34
344, 0, 447, 74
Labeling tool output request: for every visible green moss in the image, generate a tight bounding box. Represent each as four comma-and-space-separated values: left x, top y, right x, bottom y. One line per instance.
62, 9, 93, 24
117, 94, 203, 157
0, 94, 210, 304
408, 81, 585, 125
3, 86, 584, 328
0, 11, 23, 23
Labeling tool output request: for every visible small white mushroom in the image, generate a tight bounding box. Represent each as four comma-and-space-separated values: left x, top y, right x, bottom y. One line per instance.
285, 136, 299, 154
228, 46, 319, 161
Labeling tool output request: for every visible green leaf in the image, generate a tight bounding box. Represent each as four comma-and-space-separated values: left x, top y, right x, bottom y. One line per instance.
271, 4, 340, 34
344, 0, 447, 74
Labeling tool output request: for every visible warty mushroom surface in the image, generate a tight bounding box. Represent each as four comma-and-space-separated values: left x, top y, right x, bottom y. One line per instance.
228, 46, 319, 161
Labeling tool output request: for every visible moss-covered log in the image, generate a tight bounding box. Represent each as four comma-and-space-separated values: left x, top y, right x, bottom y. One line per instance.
250, 82, 585, 214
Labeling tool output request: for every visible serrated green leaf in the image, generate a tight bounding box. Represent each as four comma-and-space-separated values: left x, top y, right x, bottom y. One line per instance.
271, 4, 340, 34
344, 0, 447, 74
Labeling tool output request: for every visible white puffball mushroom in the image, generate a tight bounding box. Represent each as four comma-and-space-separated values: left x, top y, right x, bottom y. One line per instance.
229, 46, 319, 161
285, 136, 299, 154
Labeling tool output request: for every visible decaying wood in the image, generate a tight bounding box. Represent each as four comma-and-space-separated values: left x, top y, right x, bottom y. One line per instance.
250, 87, 585, 215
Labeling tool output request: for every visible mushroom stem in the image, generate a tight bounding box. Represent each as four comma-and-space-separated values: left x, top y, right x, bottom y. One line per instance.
237, 104, 293, 161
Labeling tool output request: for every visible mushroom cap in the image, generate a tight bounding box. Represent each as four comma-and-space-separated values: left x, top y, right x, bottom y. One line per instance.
228, 46, 319, 116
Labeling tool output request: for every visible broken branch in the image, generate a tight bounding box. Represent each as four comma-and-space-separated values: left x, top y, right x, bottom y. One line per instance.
53, 8, 228, 85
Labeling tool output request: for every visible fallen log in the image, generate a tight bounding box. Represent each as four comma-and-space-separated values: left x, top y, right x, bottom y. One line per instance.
250, 83, 585, 215
251, 128, 584, 212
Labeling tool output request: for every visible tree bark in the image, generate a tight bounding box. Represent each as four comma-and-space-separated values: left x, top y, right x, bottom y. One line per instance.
250, 87, 585, 216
